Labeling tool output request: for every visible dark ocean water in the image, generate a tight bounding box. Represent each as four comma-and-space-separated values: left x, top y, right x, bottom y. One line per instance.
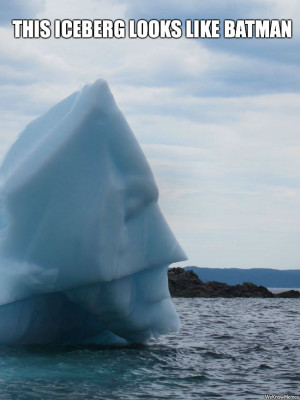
0, 298, 299, 400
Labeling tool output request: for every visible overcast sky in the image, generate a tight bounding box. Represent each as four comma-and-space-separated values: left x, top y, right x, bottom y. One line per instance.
0, 0, 299, 269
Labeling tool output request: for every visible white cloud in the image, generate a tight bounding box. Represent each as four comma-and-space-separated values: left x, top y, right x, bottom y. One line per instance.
0, 0, 45, 25
0, 0, 299, 269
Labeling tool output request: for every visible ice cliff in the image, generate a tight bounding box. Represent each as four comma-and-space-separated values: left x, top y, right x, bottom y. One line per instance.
0, 80, 186, 345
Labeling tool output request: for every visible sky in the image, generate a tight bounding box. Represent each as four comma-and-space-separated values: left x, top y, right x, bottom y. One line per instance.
0, 0, 299, 270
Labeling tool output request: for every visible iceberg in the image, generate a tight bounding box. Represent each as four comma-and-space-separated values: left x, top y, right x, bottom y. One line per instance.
0, 80, 186, 345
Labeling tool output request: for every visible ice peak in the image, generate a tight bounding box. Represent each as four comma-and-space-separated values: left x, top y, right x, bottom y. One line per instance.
74, 79, 117, 115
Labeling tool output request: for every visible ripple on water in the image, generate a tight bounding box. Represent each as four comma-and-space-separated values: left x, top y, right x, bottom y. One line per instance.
0, 298, 299, 400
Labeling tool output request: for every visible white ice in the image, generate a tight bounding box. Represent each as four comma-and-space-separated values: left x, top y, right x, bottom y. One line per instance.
0, 80, 186, 345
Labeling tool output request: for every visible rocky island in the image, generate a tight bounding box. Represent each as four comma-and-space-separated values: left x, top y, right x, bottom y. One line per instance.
168, 268, 300, 298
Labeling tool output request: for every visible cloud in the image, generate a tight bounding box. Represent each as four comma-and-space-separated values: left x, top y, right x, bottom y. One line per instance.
0, 0, 45, 25
0, 28, 69, 86
120, 0, 300, 95
0, 0, 299, 268
122, 0, 300, 54
131, 92, 300, 268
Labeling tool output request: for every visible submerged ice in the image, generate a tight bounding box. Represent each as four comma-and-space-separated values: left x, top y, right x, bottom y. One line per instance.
0, 80, 186, 345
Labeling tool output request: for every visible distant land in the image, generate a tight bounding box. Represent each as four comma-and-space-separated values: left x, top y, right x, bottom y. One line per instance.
185, 267, 300, 289
168, 268, 300, 298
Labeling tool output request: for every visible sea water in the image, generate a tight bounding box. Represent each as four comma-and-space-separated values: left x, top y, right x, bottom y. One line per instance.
0, 297, 299, 399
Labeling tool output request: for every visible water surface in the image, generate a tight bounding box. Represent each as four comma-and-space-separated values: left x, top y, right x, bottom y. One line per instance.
0, 298, 299, 399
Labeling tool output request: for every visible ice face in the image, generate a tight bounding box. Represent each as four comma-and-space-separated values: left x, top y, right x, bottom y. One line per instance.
0, 80, 186, 345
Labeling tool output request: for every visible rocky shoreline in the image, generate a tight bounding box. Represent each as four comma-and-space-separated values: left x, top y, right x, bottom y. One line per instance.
168, 268, 300, 298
